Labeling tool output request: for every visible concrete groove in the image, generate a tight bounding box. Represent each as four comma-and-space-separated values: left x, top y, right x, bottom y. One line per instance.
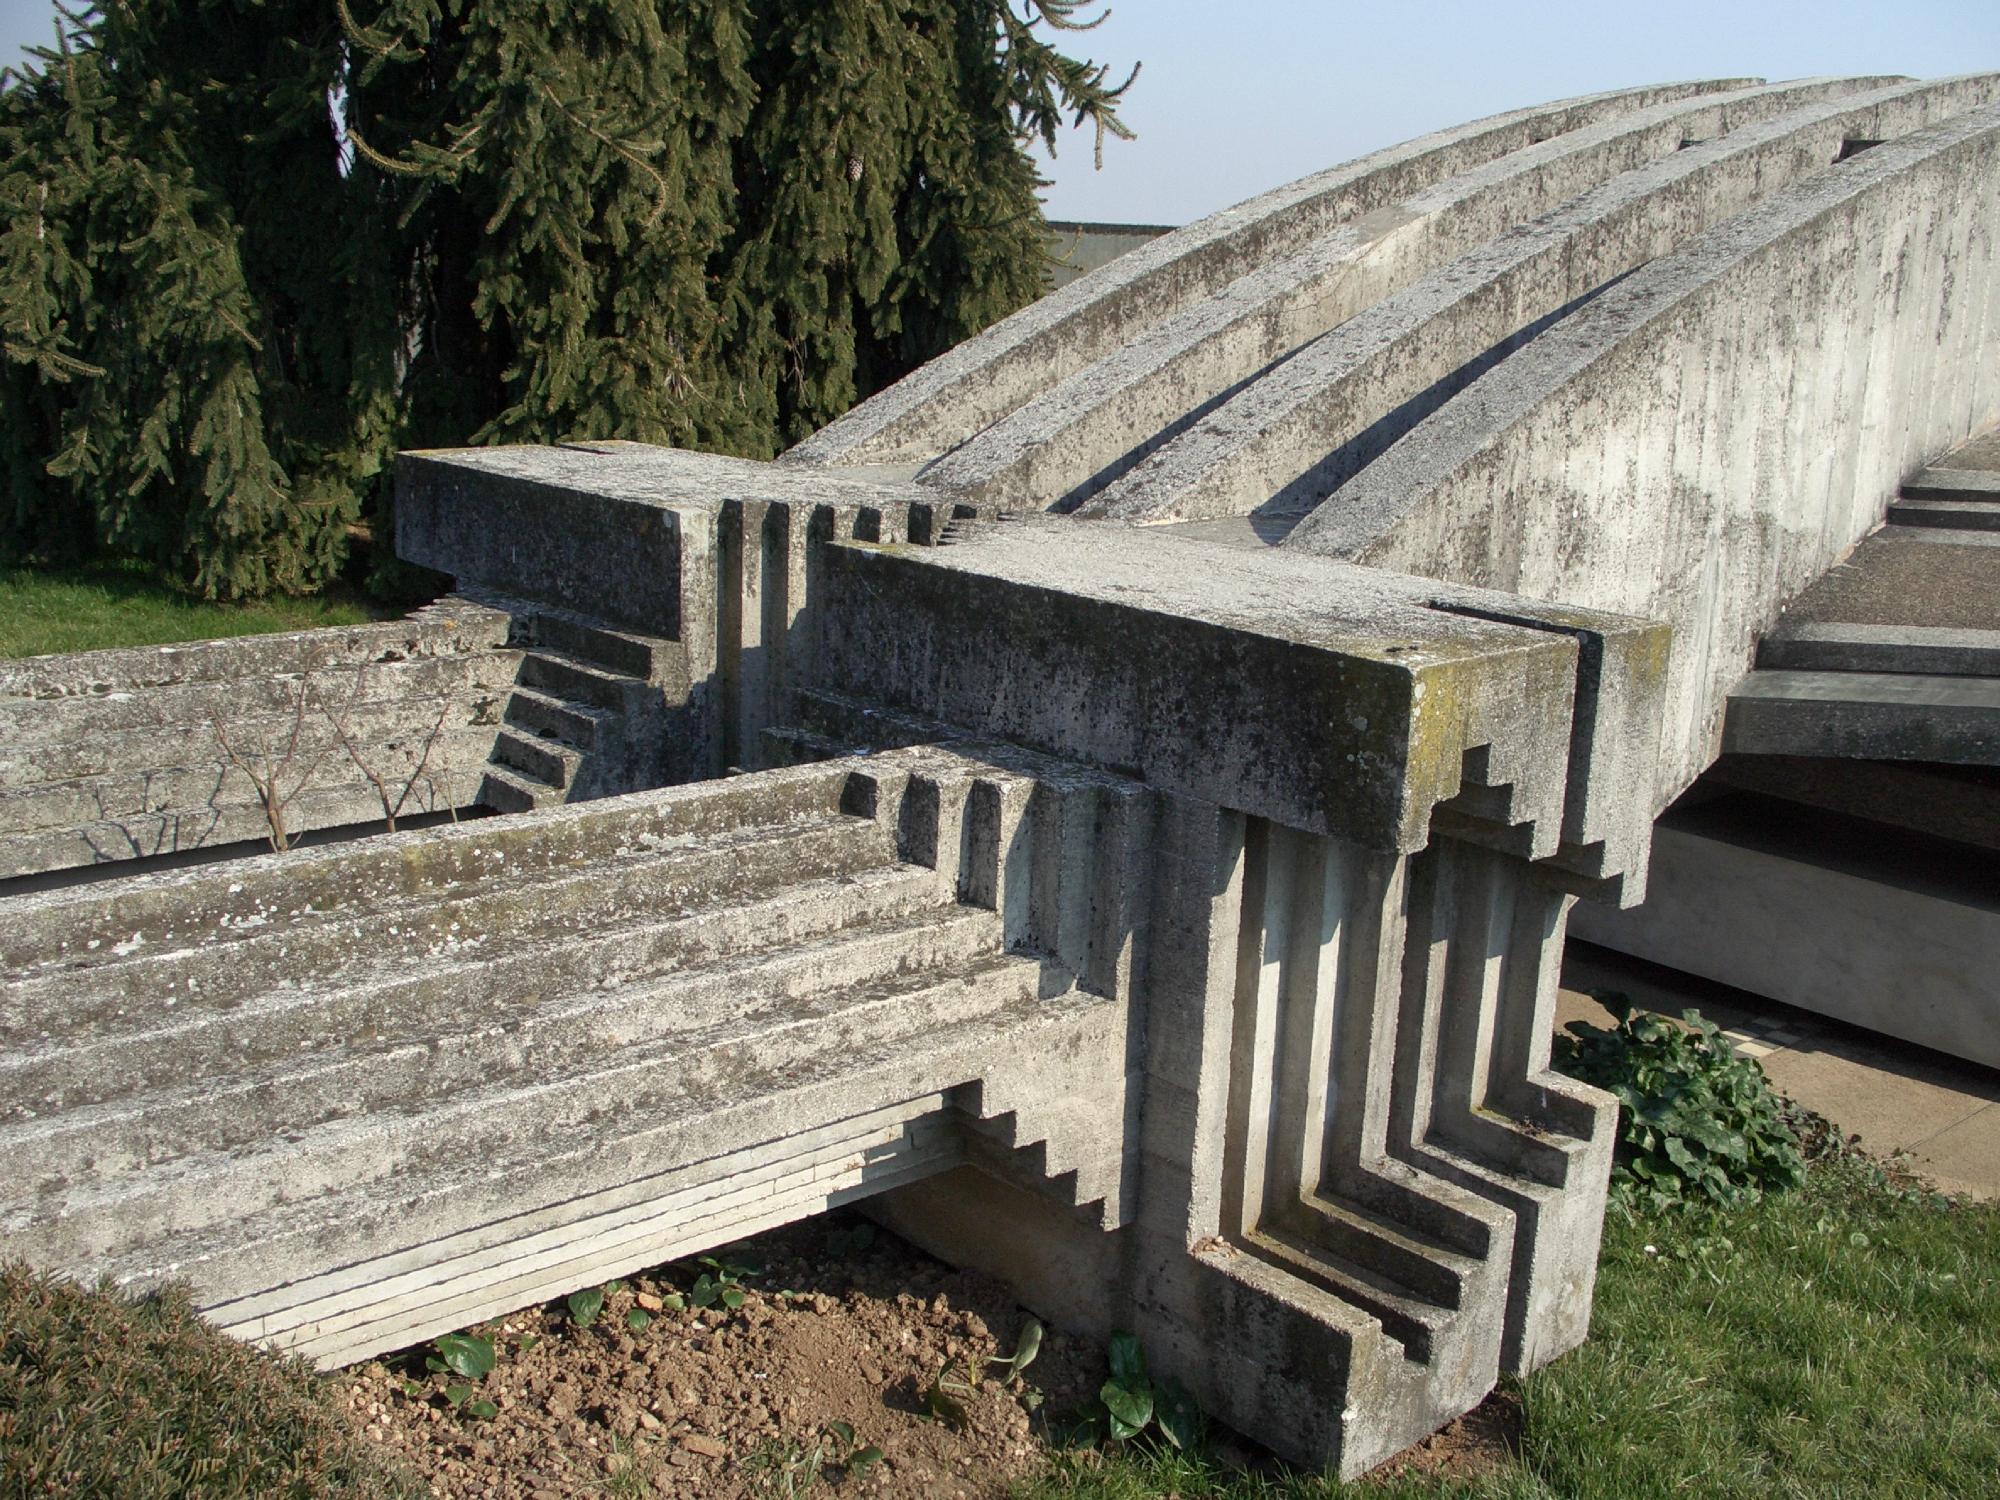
13, 70, 1993, 1479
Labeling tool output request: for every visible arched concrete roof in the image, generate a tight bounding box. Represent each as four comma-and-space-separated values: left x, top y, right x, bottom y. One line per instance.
789, 74, 2000, 806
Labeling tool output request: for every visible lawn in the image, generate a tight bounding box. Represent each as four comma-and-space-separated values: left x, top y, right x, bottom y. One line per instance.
1022, 1154, 2000, 1499
0, 559, 389, 660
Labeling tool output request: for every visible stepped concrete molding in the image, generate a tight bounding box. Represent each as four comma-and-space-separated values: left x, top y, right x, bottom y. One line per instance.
9, 74, 2000, 1478
0, 587, 687, 876
0, 598, 516, 877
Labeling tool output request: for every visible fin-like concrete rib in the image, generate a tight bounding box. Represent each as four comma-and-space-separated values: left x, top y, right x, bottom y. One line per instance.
1084, 75, 2000, 527
787, 80, 1757, 470
914, 78, 1896, 512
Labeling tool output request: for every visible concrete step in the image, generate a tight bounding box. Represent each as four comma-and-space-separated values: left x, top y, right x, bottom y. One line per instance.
95, 980, 1110, 1362
2, 813, 900, 1042
1757, 622, 2000, 677
0, 904, 1006, 1187
14, 949, 1062, 1271
1724, 668, 2000, 763
502, 686, 612, 749
518, 650, 645, 712
0, 761, 866, 976
1900, 466, 2000, 504
1240, 1226, 1453, 1363
1297, 1194, 1484, 1312
491, 727, 581, 792
457, 587, 671, 683
0, 602, 512, 703
0, 861, 950, 1105
1886, 496, 2000, 530
477, 764, 552, 813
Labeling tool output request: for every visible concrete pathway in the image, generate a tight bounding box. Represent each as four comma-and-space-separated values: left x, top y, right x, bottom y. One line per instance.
1559, 941, 2000, 1200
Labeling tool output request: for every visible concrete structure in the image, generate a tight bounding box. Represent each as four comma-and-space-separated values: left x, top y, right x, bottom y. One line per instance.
0, 589, 684, 878
6, 74, 2000, 1478
1043, 221, 1176, 289
1571, 434, 2000, 1067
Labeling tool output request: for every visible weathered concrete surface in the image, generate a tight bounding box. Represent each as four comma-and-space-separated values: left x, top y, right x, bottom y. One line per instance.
789, 80, 1755, 470
1, 746, 1140, 1369
1287, 102, 2000, 808
380, 446, 1658, 1475
16, 73, 2000, 1482
0, 599, 517, 877
1084, 76, 1999, 526
1569, 794, 2000, 1070
1584, 430, 2000, 1071
0, 587, 685, 876
917, 78, 1899, 513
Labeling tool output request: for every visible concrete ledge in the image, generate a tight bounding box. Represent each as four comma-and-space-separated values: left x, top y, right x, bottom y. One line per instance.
1756, 622, 2000, 676
1903, 466, 2000, 500
1724, 668, 2000, 762
1571, 800, 2000, 1069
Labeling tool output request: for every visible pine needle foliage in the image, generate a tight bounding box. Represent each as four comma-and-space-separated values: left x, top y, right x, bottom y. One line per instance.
0, 0, 1133, 597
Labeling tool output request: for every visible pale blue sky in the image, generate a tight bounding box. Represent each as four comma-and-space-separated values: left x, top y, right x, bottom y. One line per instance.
5, 1, 1998, 225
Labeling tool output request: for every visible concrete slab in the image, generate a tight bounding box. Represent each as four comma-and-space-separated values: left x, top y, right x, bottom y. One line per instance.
1724, 667, 2000, 762
1775, 531, 2000, 631
1559, 944, 2000, 1199
1935, 426, 2000, 471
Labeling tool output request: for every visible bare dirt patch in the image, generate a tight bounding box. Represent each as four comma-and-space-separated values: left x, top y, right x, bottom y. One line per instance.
343, 1213, 1102, 1498
1362, 1388, 1523, 1486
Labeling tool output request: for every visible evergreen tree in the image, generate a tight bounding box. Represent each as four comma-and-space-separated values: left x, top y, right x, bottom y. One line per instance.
0, 1, 1134, 597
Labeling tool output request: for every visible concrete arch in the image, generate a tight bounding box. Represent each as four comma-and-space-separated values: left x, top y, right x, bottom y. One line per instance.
1079, 74, 2000, 528
1284, 101, 2000, 800
903, 77, 1900, 511
785, 79, 1754, 470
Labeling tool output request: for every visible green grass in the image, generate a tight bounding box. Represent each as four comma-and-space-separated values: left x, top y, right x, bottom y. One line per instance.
0, 559, 389, 659
1019, 1156, 2000, 1500
0, 1263, 418, 1498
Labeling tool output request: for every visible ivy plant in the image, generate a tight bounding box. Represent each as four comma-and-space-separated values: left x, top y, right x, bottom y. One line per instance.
1555, 995, 1806, 1214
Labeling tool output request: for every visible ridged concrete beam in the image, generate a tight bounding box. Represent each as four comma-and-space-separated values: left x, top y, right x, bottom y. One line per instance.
787, 80, 1756, 470
913, 79, 1899, 514
1287, 100, 2000, 803
1084, 74, 2000, 526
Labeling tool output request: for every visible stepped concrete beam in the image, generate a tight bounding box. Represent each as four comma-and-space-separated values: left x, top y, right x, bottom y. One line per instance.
0, 599, 522, 877
385, 437, 1664, 1473
1287, 101, 2000, 806
1, 746, 1150, 1372
787, 80, 1757, 470
1085, 75, 2000, 527
910, 78, 1895, 513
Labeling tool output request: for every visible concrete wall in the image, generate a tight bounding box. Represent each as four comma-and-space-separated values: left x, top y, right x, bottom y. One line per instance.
1288, 101, 2000, 808
0, 600, 517, 877
1570, 795, 2000, 1068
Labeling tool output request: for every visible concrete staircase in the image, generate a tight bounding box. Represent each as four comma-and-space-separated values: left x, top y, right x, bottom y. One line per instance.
463, 590, 684, 812
0, 748, 1136, 1368
1727, 463, 2000, 764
